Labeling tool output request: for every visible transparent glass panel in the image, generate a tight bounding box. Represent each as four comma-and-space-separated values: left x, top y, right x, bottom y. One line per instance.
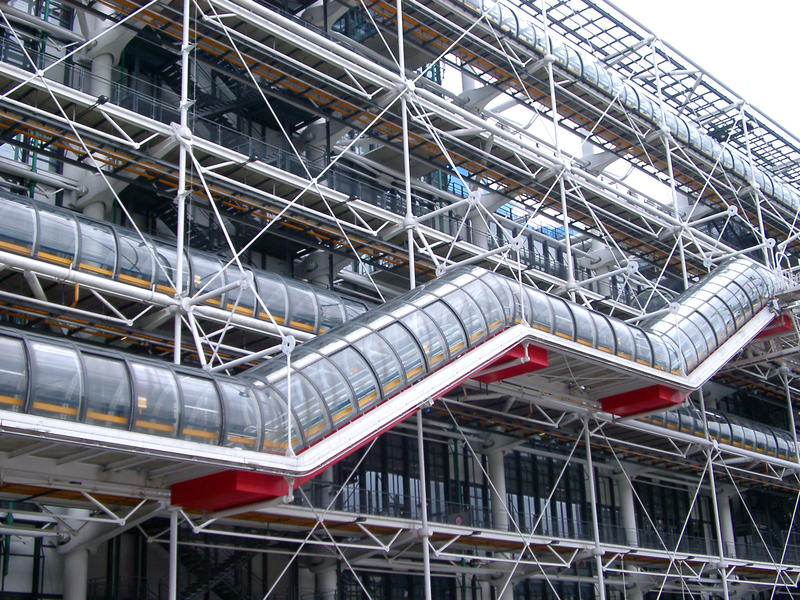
354, 331, 404, 397
423, 301, 467, 358
177, 375, 221, 444
153, 243, 190, 294
630, 328, 652, 367
254, 274, 289, 325
463, 279, 505, 334
378, 323, 425, 383
343, 299, 368, 320
222, 266, 256, 316
83, 355, 130, 429
328, 346, 380, 412
481, 273, 514, 325
0, 337, 26, 412
190, 254, 225, 308
29, 341, 81, 421
117, 231, 154, 288
528, 289, 553, 333
665, 326, 700, 372
611, 320, 634, 360
273, 371, 329, 442
253, 385, 293, 453
36, 208, 76, 267
570, 305, 596, 347
686, 313, 714, 358
130, 363, 179, 437
218, 381, 260, 449
593, 314, 614, 353
302, 356, 356, 425
285, 280, 318, 333
316, 289, 346, 333
649, 337, 669, 372
77, 219, 116, 276
401, 310, 447, 368
0, 197, 35, 255
442, 288, 487, 345
549, 297, 574, 340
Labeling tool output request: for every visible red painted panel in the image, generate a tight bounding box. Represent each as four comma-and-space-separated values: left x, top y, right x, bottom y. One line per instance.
600, 384, 684, 417
171, 470, 289, 510
472, 344, 548, 383
755, 314, 792, 339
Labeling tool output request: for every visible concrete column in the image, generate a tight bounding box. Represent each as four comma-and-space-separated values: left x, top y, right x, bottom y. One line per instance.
298, 566, 314, 600
63, 548, 89, 600
718, 489, 736, 559
90, 52, 113, 99
486, 448, 508, 532
83, 200, 105, 220
615, 474, 643, 600
316, 561, 337, 600
616, 474, 638, 547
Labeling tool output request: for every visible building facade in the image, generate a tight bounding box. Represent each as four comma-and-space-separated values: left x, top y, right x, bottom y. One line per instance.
0, 0, 798, 599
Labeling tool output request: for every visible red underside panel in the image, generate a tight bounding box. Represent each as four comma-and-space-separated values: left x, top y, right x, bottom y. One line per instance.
600, 385, 685, 417
171, 470, 289, 510
472, 344, 549, 383
754, 314, 792, 339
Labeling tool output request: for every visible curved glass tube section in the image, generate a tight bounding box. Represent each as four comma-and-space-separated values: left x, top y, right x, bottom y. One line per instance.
0, 226, 780, 459
0, 192, 369, 335
457, 0, 800, 214
644, 405, 798, 463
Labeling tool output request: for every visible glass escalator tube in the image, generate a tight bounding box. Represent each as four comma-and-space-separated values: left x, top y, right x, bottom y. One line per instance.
83, 353, 132, 428
35, 205, 78, 268
76, 217, 117, 278
176, 373, 222, 444
222, 264, 257, 317
0, 195, 36, 256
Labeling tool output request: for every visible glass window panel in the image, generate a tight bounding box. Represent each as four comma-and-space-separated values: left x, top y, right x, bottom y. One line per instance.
441, 288, 487, 345
254, 274, 289, 325
130, 363, 179, 437
253, 385, 294, 453
153, 243, 190, 295
630, 328, 652, 367
482, 273, 515, 324
222, 266, 256, 315
301, 356, 355, 425
177, 375, 221, 444
316, 289, 346, 333
665, 326, 700, 372
285, 280, 318, 333
696, 304, 727, 347
463, 279, 505, 334
343, 299, 368, 320
273, 371, 330, 442
594, 314, 614, 353
190, 254, 225, 308
401, 309, 447, 369
611, 321, 634, 360
686, 313, 714, 358
549, 297, 574, 340
29, 341, 81, 421
353, 331, 405, 397
77, 219, 116, 276
36, 208, 76, 267
649, 336, 669, 372
117, 232, 154, 288
83, 355, 130, 429
0, 197, 35, 255
570, 305, 596, 347
218, 381, 260, 449
378, 323, 425, 383
0, 337, 26, 411
528, 289, 552, 333
328, 346, 380, 412
422, 300, 467, 358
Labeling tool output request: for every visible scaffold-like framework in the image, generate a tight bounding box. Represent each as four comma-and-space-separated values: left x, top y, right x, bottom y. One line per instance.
0, 0, 799, 599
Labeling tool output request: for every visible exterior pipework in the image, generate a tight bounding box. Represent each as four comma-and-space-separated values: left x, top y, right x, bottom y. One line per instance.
457, 0, 800, 215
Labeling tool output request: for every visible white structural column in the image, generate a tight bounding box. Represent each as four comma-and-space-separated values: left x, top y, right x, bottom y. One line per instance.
615, 473, 643, 600
316, 560, 338, 600
299, 566, 315, 600
717, 486, 736, 559
62, 508, 89, 600
486, 445, 508, 533
485, 441, 512, 600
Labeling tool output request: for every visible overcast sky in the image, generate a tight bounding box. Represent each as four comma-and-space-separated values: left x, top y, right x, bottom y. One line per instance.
608, 0, 800, 139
